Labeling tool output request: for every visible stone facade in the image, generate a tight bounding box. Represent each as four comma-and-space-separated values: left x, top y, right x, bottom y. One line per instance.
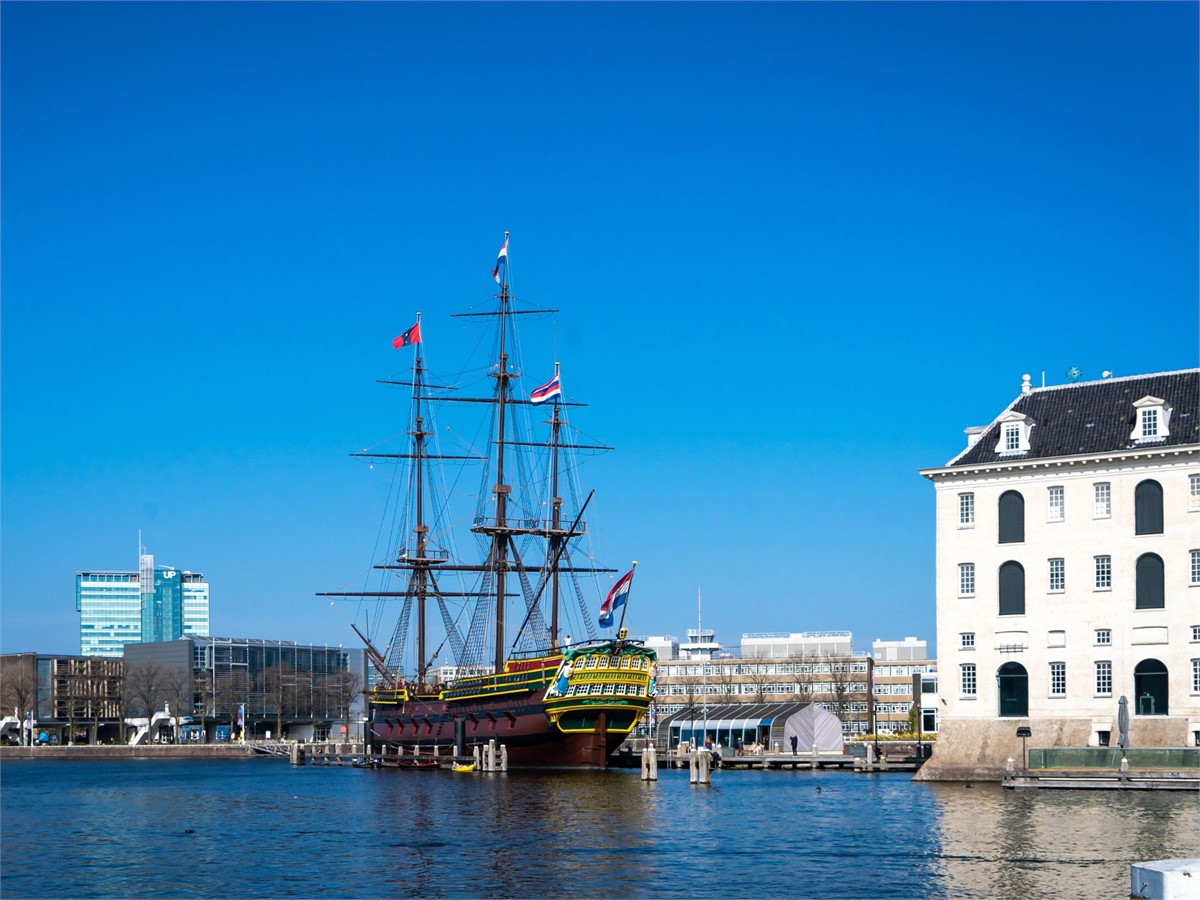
919, 370, 1200, 778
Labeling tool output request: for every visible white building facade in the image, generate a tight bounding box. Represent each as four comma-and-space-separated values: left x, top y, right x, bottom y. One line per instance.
920, 370, 1199, 755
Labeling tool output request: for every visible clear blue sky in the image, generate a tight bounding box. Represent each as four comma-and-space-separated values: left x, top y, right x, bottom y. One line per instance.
3, 2, 1197, 660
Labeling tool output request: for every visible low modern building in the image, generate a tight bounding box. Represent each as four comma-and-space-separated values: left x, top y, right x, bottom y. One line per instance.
871, 637, 939, 734
652, 630, 875, 736
124, 637, 368, 742
655, 701, 844, 754
1, 652, 124, 744
919, 369, 1200, 778
77, 547, 210, 657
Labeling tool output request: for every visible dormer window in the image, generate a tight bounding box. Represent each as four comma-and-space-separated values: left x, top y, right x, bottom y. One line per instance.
1004, 424, 1020, 451
994, 412, 1033, 455
1131, 396, 1171, 443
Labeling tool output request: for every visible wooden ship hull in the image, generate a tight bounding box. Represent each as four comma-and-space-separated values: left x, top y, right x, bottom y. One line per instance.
369, 642, 655, 767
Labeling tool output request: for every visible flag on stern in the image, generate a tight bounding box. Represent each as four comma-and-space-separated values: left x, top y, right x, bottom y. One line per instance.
491, 233, 509, 284
392, 322, 422, 349
530, 366, 562, 404
599, 568, 635, 628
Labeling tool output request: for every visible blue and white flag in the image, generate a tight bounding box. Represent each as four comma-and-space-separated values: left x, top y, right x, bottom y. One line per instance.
530, 367, 562, 404
599, 568, 635, 628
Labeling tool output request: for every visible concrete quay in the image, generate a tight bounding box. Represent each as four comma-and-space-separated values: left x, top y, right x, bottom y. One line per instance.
1, 743, 256, 761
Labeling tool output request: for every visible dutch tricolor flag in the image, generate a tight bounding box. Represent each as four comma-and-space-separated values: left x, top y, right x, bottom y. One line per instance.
530, 366, 562, 404
599, 568, 635, 628
492, 234, 509, 284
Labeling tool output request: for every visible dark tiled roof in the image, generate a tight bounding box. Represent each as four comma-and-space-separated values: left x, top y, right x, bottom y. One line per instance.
948, 370, 1199, 468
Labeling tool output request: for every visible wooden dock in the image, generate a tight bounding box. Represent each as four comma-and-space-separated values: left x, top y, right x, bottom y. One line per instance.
658, 750, 859, 771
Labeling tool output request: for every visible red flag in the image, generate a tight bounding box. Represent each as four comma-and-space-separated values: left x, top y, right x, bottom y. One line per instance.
392, 322, 421, 349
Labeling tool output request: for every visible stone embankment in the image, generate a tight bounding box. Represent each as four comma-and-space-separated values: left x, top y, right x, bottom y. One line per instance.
2, 744, 258, 761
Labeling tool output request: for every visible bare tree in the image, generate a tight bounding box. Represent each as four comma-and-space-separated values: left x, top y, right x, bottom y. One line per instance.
715, 660, 738, 703
790, 651, 815, 704
328, 669, 363, 740
263, 662, 297, 740
214, 669, 251, 740
125, 662, 166, 721
746, 661, 771, 703
162, 667, 197, 742
0, 658, 38, 745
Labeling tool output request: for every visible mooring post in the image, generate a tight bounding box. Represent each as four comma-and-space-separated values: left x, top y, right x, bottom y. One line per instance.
697, 747, 711, 784
689, 749, 698, 784
500, 744, 508, 772
290, 743, 305, 766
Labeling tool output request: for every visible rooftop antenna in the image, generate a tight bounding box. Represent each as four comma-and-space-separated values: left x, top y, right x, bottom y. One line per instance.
1066, 366, 1082, 383
1102, 370, 1113, 379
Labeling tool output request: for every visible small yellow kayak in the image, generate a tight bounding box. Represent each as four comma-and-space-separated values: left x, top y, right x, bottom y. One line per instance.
452, 763, 476, 773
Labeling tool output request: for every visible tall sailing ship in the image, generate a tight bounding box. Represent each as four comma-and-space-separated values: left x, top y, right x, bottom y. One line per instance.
321, 235, 656, 767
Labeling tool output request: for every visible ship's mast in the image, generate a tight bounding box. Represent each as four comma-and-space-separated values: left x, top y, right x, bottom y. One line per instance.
491, 274, 513, 673
411, 318, 431, 687
548, 393, 563, 647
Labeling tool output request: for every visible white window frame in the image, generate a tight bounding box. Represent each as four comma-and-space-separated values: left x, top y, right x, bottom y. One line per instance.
1192, 659, 1200, 695
959, 562, 976, 597
1095, 660, 1112, 696
1130, 396, 1171, 443
1047, 485, 1064, 522
994, 412, 1033, 455
1191, 474, 1200, 512
1096, 628, 1112, 646
1049, 661, 1066, 697
1191, 549, 1200, 585
1094, 482, 1111, 518
1049, 558, 1065, 592
960, 632, 975, 649
1095, 555, 1112, 590
961, 663, 977, 696
1004, 423, 1021, 451
959, 492, 975, 527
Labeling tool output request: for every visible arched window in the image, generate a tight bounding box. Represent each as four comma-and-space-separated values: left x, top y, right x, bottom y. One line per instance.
999, 491, 1024, 544
999, 561, 1025, 616
997, 662, 1028, 717
1134, 480, 1163, 534
1135, 553, 1164, 609
1134, 659, 1168, 715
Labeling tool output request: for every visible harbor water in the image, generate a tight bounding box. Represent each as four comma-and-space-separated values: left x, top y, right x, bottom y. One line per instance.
2, 758, 1197, 898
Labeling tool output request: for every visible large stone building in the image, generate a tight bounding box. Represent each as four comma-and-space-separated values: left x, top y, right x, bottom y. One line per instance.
919, 369, 1199, 777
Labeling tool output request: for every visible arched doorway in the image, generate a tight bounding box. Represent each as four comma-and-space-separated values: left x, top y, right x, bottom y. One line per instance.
997, 662, 1028, 717
1133, 659, 1168, 715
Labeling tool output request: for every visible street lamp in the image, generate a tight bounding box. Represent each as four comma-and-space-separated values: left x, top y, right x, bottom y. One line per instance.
1016, 725, 1031, 771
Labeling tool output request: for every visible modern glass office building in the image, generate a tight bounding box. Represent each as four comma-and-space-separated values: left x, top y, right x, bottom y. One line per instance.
77, 552, 209, 657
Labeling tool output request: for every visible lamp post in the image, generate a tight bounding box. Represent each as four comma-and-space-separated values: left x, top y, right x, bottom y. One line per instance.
1016, 725, 1031, 771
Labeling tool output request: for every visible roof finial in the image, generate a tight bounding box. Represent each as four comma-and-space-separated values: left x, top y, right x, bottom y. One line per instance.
1021, 373, 1032, 395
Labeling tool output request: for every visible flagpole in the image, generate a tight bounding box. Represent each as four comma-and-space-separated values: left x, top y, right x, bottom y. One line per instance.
501, 230, 510, 290
615, 561, 638, 635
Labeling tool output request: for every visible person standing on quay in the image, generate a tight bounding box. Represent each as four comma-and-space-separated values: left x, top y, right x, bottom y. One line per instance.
790, 734, 798, 755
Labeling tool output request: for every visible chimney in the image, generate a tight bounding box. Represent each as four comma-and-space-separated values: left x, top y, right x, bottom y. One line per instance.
964, 425, 988, 449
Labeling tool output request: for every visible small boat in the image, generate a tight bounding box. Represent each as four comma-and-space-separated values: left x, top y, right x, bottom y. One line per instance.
452, 763, 476, 773
394, 758, 439, 770
351, 757, 379, 769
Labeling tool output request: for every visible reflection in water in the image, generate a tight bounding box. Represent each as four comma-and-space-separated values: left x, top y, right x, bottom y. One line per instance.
1, 761, 1196, 898
927, 781, 1199, 898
